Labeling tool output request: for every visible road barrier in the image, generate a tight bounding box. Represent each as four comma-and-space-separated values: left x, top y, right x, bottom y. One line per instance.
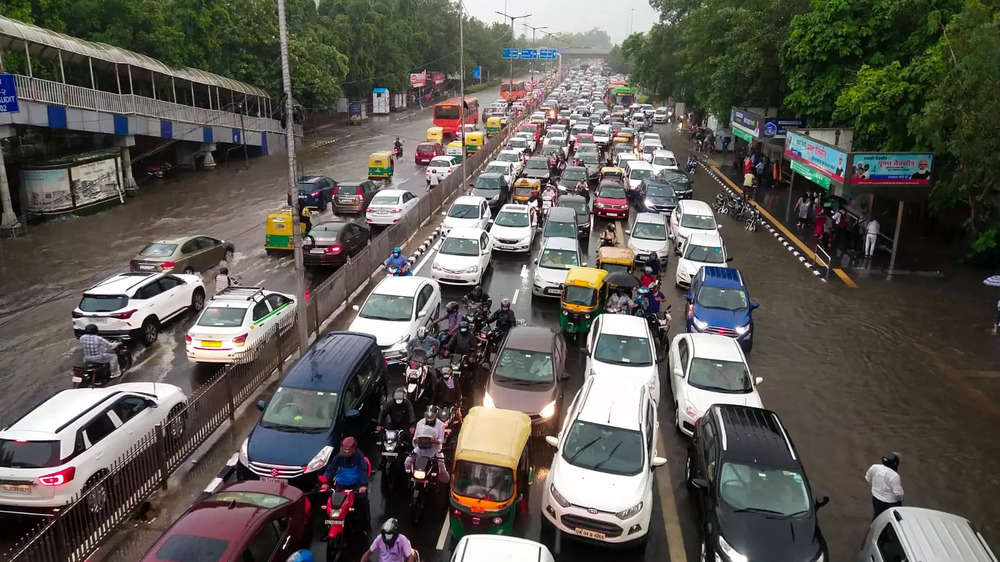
4, 92, 540, 562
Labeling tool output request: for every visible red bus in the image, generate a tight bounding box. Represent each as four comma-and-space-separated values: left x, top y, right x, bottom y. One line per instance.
499, 81, 526, 101
433, 97, 479, 134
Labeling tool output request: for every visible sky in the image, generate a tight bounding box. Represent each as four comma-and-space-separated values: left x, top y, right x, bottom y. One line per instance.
462, 0, 659, 44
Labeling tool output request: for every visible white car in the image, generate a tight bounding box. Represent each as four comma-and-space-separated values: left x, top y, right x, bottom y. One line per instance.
627, 212, 671, 266
626, 161, 654, 192
443, 196, 491, 234
532, 237, 582, 298
430, 227, 493, 286
186, 287, 296, 363
593, 125, 612, 145
669, 199, 720, 254
543, 137, 569, 159
427, 155, 460, 180
0, 383, 187, 509
641, 133, 662, 144
512, 131, 537, 152
490, 204, 539, 253
506, 137, 533, 157
365, 189, 419, 225
483, 161, 515, 187
496, 149, 526, 176
72, 271, 206, 346
675, 231, 729, 288
653, 107, 668, 123
668, 333, 763, 436
547, 124, 568, 139
616, 152, 640, 170
650, 149, 679, 175
584, 314, 660, 402
453, 536, 554, 562
348, 276, 441, 363
542, 374, 666, 546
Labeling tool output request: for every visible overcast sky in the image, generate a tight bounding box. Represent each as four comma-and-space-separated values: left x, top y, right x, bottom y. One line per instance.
463, 0, 658, 44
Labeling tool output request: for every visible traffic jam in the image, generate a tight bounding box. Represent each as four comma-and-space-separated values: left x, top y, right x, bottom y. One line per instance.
1, 65, 995, 562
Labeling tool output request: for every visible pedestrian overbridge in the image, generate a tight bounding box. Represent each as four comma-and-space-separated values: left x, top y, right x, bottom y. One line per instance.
560, 47, 612, 58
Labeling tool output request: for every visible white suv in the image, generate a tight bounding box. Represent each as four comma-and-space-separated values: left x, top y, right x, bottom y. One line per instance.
0, 383, 187, 510
186, 287, 296, 364
72, 272, 206, 345
542, 374, 666, 546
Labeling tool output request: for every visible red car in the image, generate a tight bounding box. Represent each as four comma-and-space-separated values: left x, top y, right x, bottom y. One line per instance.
593, 180, 630, 220
518, 123, 541, 143
141, 479, 310, 562
414, 142, 444, 165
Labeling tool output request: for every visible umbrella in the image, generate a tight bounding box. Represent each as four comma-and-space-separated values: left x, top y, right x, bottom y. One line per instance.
983, 275, 1000, 287
605, 271, 640, 288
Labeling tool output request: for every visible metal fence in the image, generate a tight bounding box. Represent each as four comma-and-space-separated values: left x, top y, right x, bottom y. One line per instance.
3, 97, 538, 562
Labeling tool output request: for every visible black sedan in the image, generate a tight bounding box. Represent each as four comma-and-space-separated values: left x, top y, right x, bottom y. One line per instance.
654, 169, 694, 199
636, 180, 678, 215
303, 220, 370, 268
523, 156, 552, 183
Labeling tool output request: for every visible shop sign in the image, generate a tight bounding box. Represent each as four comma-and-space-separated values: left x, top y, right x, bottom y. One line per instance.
849, 153, 933, 185
762, 118, 803, 137
732, 127, 754, 143
784, 132, 847, 183
790, 159, 831, 190
409, 71, 427, 88
730, 108, 761, 138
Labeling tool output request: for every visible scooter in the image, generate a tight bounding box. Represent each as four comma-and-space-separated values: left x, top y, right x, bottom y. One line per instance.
72, 343, 133, 388
385, 261, 412, 278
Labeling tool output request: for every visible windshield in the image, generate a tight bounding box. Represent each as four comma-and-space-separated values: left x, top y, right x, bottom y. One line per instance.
261, 387, 339, 431
0, 439, 60, 468
646, 185, 676, 198
448, 204, 480, 219
559, 201, 588, 216
453, 460, 514, 502
494, 211, 529, 227
653, 156, 676, 167
563, 285, 596, 307
562, 421, 643, 476
719, 463, 812, 516
485, 165, 509, 176
594, 334, 653, 366
371, 195, 400, 207
562, 168, 587, 182
526, 159, 548, 170
79, 294, 127, 312
475, 177, 501, 190
688, 358, 752, 393
359, 294, 413, 321
498, 152, 520, 163
598, 185, 627, 199
197, 306, 247, 328
696, 286, 748, 311
632, 221, 667, 240
657, 170, 689, 184
538, 248, 579, 269
509, 139, 528, 148
680, 214, 717, 229
440, 237, 480, 256
209, 491, 291, 509
494, 349, 553, 384
155, 535, 229, 562
416, 143, 436, 153
685, 244, 726, 263
602, 263, 629, 274
543, 221, 578, 240
548, 139, 566, 147
595, 128, 610, 136
434, 105, 460, 119
139, 243, 177, 258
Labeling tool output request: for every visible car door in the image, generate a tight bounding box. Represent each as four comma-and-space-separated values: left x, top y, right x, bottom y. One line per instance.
132, 280, 163, 323
403, 192, 418, 214
479, 201, 490, 229
238, 516, 283, 562
414, 284, 435, 330
669, 336, 691, 406
354, 353, 380, 424
177, 238, 201, 272
80, 410, 121, 470
341, 374, 365, 435
265, 293, 295, 331
479, 232, 492, 271
250, 298, 273, 337
108, 394, 158, 440
157, 275, 189, 320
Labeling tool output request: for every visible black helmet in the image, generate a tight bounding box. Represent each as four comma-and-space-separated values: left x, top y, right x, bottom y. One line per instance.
424, 405, 440, 424
84, 324, 99, 335
380, 518, 400, 547
882, 452, 900, 471
459, 321, 469, 333
446, 301, 459, 313
500, 298, 511, 310
220, 267, 229, 275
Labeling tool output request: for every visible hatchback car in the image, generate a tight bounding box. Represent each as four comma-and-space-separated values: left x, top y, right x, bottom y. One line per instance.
685, 267, 758, 352
427, 155, 460, 180
532, 237, 583, 298
558, 166, 590, 193
675, 231, 729, 289
483, 326, 568, 434
687, 405, 829, 562
593, 181, 630, 220
506, 137, 533, 156
669, 199, 719, 254
584, 313, 660, 402
365, 189, 418, 226
668, 333, 763, 436
512, 131, 537, 153
443, 196, 491, 234
303, 220, 370, 268
542, 207, 580, 241
472, 173, 510, 212
627, 212, 671, 266
348, 276, 441, 363
626, 161, 654, 192
186, 287, 296, 364
238, 331, 387, 489
331, 180, 378, 214
431, 228, 493, 286
523, 156, 552, 183
414, 141, 444, 164
542, 375, 666, 546
291, 175, 337, 210
490, 204, 539, 253
130, 236, 234, 274
483, 161, 515, 187
496, 149, 526, 177
555, 194, 591, 238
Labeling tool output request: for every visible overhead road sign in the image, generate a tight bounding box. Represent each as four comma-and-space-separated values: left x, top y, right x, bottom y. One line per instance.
520, 49, 538, 60
502, 48, 519, 59
539, 49, 558, 60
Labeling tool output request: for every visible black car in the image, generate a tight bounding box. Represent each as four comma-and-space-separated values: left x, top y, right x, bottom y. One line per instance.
636, 180, 678, 215
654, 169, 694, 199
472, 173, 511, 212
687, 405, 829, 562
303, 220, 370, 268
238, 332, 387, 490
290, 175, 337, 211
554, 194, 591, 237
558, 166, 589, 192
523, 156, 552, 182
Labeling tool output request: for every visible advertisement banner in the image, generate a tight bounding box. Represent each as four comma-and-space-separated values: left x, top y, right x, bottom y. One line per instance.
730, 108, 761, 138
70, 157, 122, 208
430, 72, 445, 85
409, 71, 427, 88
790, 159, 831, 190
784, 132, 847, 183
762, 118, 803, 138
21, 168, 71, 213
849, 153, 933, 185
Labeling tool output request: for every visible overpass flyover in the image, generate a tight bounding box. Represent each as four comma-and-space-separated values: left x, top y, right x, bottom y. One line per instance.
559, 47, 612, 58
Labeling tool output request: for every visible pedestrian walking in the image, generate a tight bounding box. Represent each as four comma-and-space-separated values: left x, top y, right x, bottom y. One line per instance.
993, 298, 1000, 335
813, 208, 826, 240
832, 207, 849, 253
795, 196, 810, 230
865, 452, 904, 520
865, 217, 880, 260
722, 136, 730, 153
427, 170, 440, 192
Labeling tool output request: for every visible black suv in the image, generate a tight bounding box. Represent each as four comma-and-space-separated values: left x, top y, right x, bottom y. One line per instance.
238, 332, 387, 490
291, 175, 338, 210
686, 405, 829, 562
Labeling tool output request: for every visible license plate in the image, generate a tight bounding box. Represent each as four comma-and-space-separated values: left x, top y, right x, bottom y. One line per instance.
138, 264, 155, 271
2, 484, 30, 495
546, 288, 561, 295
382, 452, 397, 457
574, 527, 606, 540
200, 340, 222, 347
325, 519, 344, 526
88, 316, 108, 325
310, 248, 326, 254
71, 376, 82, 383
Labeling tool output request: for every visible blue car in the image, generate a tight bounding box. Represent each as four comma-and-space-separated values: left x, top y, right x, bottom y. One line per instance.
289, 175, 338, 211
684, 266, 758, 352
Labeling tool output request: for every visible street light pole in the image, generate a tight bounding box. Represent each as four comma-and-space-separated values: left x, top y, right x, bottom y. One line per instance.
522, 23, 548, 83
459, 1, 466, 190
495, 10, 530, 97
277, 0, 309, 351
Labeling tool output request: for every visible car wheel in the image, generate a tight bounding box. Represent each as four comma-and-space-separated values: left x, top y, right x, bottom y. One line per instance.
141, 318, 159, 346
183, 266, 195, 275
84, 472, 110, 514
191, 289, 206, 312
166, 404, 187, 442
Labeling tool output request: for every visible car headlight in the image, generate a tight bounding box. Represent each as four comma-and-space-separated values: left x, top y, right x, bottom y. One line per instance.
684, 400, 700, 420
483, 391, 495, 408
539, 400, 557, 419
595, 201, 605, 208
238, 438, 249, 466
461, 265, 480, 274
549, 483, 571, 507
432, 262, 444, 271
734, 323, 750, 336
615, 501, 644, 520
304, 445, 334, 473
718, 535, 748, 562
692, 317, 708, 330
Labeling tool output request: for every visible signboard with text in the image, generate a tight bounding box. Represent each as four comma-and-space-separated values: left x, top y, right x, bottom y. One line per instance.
519, 49, 538, 60
409, 71, 427, 88
473, 66, 481, 80
502, 48, 519, 59
539, 48, 558, 60
762, 118, 803, 138
784, 132, 847, 184
849, 153, 933, 185
730, 108, 760, 138
0, 74, 19, 113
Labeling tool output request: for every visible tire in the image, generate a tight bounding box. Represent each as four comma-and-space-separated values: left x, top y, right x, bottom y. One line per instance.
84, 472, 110, 515
141, 318, 159, 346
166, 404, 187, 442
325, 535, 344, 562
191, 289, 206, 312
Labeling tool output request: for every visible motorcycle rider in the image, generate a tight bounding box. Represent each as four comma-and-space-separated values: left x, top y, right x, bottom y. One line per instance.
487, 298, 516, 333
686, 155, 698, 174
600, 223, 617, 247
360, 518, 417, 562
645, 279, 666, 316
441, 321, 474, 358
377, 387, 417, 434
394, 136, 403, 156
644, 252, 661, 277
640, 266, 657, 288
431, 301, 464, 346
404, 406, 450, 483
79, 324, 121, 378
321, 436, 371, 533
464, 284, 490, 310
432, 366, 463, 409
384, 247, 410, 275
406, 327, 439, 365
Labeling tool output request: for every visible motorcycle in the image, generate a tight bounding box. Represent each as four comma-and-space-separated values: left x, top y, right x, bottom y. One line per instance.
686, 160, 698, 174
376, 427, 410, 496
394, 143, 404, 158
319, 476, 366, 562
385, 261, 412, 277
72, 343, 133, 388
463, 297, 493, 333
408, 436, 443, 524
404, 361, 434, 410
642, 305, 671, 361
145, 162, 174, 179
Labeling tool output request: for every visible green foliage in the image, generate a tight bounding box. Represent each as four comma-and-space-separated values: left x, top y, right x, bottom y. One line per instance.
465, 80, 501, 94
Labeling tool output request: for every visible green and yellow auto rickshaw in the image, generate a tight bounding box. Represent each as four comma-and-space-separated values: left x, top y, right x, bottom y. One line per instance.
264, 207, 308, 255
485, 116, 503, 136
368, 151, 394, 179
465, 131, 485, 154
559, 267, 608, 337
596, 246, 635, 275
446, 140, 464, 162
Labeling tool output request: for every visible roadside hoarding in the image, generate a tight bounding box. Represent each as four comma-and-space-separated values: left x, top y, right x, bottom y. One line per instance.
783, 132, 848, 184
22, 168, 71, 214
848, 153, 933, 185
70, 157, 122, 208
410, 71, 427, 88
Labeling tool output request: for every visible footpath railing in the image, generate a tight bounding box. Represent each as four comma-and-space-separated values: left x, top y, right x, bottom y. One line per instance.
2, 96, 537, 562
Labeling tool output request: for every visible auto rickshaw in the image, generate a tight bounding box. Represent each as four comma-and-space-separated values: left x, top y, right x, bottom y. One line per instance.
264, 207, 308, 255
446, 140, 464, 162
449, 407, 532, 540
486, 116, 503, 136
512, 178, 541, 204
465, 131, 484, 154
596, 246, 636, 275
612, 134, 632, 146
426, 126, 444, 143
368, 151, 394, 179
600, 166, 625, 183
559, 267, 608, 337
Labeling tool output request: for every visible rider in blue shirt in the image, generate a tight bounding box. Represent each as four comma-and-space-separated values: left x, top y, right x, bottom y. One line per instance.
384, 247, 410, 275
322, 437, 371, 532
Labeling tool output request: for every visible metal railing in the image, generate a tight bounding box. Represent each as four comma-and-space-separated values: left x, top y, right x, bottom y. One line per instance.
4, 95, 538, 562
815, 244, 832, 279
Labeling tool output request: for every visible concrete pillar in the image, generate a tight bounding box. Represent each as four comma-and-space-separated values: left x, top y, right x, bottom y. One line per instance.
113, 135, 137, 193
201, 143, 217, 169
0, 125, 22, 236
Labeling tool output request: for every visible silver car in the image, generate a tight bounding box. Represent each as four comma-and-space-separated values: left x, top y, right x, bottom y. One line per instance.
130, 235, 234, 274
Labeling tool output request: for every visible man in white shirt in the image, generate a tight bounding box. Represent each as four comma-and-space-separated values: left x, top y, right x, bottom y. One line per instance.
865, 452, 903, 519
427, 169, 440, 192
405, 406, 449, 483
865, 217, 880, 260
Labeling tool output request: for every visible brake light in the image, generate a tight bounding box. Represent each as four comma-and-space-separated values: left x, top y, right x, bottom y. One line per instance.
160, 261, 176, 270
326, 244, 343, 255
185, 334, 192, 343
111, 309, 137, 319
233, 333, 249, 346
356, 186, 363, 196
37, 466, 75, 487
311, 191, 320, 197
72, 311, 83, 318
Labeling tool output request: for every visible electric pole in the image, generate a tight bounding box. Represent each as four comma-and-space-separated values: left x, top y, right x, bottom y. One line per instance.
495, 10, 530, 96
522, 23, 548, 82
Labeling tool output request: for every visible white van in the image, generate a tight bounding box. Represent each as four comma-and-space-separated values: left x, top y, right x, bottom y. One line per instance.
858, 507, 997, 562
451, 535, 555, 562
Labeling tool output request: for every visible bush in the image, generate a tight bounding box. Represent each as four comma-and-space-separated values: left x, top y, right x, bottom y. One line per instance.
465, 80, 501, 94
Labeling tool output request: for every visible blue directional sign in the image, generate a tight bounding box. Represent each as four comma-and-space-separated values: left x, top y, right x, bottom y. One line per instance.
473, 66, 482, 80
539, 48, 557, 60
502, 48, 519, 59
0, 74, 19, 113
520, 48, 538, 60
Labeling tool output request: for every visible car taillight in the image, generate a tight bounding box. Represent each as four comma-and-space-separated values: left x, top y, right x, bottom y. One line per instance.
185, 334, 192, 343
356, 187, 363, 196
233, 333, 249, 346
160, 261, 176, 271
331, 185, 339, 196
37, 466, 75, 487
311, 191, 320, 197
72, 311, 83, 318
326, 244, 343, 255
393, 208, 402, 213
111, 309, 137, 319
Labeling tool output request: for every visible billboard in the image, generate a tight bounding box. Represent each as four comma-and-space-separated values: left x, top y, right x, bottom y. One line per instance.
849, 153, 933, 185
70, 157, 122, 208
784, 132, 847, 183
430, 72, 445, 85
409, 71, 427, 88
22, 168, 71, 214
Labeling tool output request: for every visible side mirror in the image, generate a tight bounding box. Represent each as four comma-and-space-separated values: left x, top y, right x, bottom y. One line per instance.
726, 256, 734, 262
625, 229, 631, 235
417, 310, 427, 318
750, 302, 760, 310
683, 293, 692, 302
755, 376, 764, 385
534, 258, 539, 264
651, 456, 667, 468
256, 400, 268, 411
815, 496, 830, 509
352, 304, 360, 312
544, 435, 559, 448
691, 477, 709, 490
345, 408, 361, 419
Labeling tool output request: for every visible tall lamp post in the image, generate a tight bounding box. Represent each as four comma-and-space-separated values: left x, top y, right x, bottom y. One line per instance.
459, 1, 467, 190
495, 10, 530, 96
540, 30, 561, 77
522, 23, 548, 82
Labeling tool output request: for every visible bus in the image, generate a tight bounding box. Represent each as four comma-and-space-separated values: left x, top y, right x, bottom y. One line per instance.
605, 85, 636, 108
499, 81, 526, 101
433, 97, 480, 135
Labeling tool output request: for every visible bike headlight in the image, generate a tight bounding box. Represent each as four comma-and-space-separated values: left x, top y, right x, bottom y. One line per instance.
549, 483, 571, 507
539, 400, 557, 419
483, 391, 495, 408
692, 317, 708, 330
413, 469, 427, 480
238, 438, 249, 466
718, 535, 748, 562
304, 445, 334, 473
615, 501, 644, 520
734, 323, 750, 336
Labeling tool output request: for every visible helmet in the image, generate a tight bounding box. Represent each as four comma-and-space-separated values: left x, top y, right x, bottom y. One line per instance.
393, 387, 406, 404
220, 267, 229, 275
500, 298, 511, 310
424, 405, 440, 424
84, 324, 99, 335
416, 326, 428, 340
392, 247, 401, 256
446, 301, 459, 313
286, 550, 314, 562
882, 452, 900, 471
605, 223, 615, 232
440, 366, 452, 379
459, 321, 469, 333
380, 518, 400, 547
637, 286, 650, 295
644, 266, 653, 274
649, 279, 660, 291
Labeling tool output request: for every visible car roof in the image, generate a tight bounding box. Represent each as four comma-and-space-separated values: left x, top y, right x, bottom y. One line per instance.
144, 236, 193, 245
280, 332, 377, 390
502, 326, 556, 353
880, 507, 997, 561
453, 196, 486, 206
598, 313, 650, 337
3, 385, 157, 435
477, 172, 503, 181
686, 333, 744, 362
628, 161, 653, 171
446, 227, 487, 239
653, 149, 675, 157
686, 231, 722, 247
372, 276, 429, 296
576, 375, 646, 430
373, 189, 407, 197
700, 266, 745, 289
85, 272, 161, 296
542, 236, 579, 251
634, 212, 666, 224
298, 176, 326, 184
546, 207, 576, 221
678, 199, 713, 214
707, 405, 800, 469
454, 535, 553, 562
